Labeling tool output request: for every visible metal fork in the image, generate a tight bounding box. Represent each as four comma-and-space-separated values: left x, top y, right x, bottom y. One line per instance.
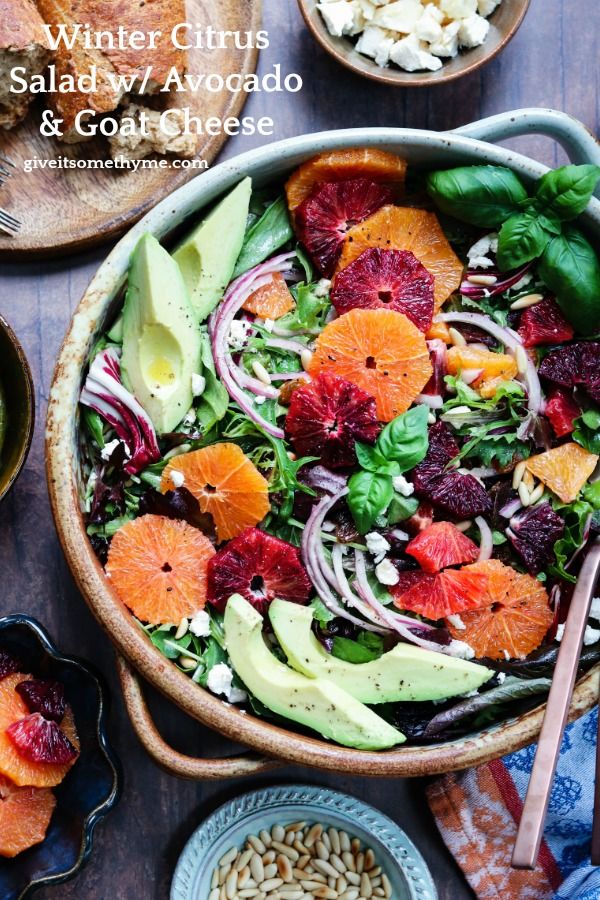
0, 155, 21, 234
0, 154, 16, 180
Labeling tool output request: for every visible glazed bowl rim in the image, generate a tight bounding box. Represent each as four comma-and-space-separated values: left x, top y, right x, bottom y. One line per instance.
46, 121, 600, 776
0, 314, 35, 504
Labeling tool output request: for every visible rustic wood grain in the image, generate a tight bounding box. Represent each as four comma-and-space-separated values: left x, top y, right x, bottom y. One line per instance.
0, 0, 599, 896
0, 0, 261, 257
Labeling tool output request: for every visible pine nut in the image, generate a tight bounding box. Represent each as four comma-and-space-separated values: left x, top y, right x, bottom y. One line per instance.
209, 890, 220, 900
219, 887, 227, 900
345, 871, 360, 886
301, 349, 313, 371
272, 825, 286, 842
294, 839, 309, 855
264, 851, 276, 864
356, 852, 365, 874
286, 821, 307, 832
330, 854, 346, 874
316, 841, 329, 860
328, 828, 341, 856
220, 847, 238, 868
374, 889, 386, 897
285, 830, 296, 846
264, 863, 279, 879
448, 327, 467, 346
321, 831, 331, 851
279, 893, 303, 900
250, 853, 265, 883
277, 855, 293, 882
261, 879, 284, 892
238, 866, 251, 888
238, 891, 260, 898
368, 867, 381, 879
515, 345, 529, 375
238, 850, 254, 871
226, 869, 238, 899
522, 469, 535, 491
339, 892, 360, 900
211, 868, 219, 889
512, 460, 527, 489
360, 872, 372, 897
249, 836, 267, 855
467, 274, 498, 286
305, 824, 323, 848
341, 852, 355, 872
339, 832, 351, 853
260, 830, 273, 847
364, 850, 375, 871
313, 859, 339, 879
518, 481, 531, 507
179, 655, 197, 670
371, 875, 382, 887
382, 873, 392, 897
271, 840, 299, 861
337, 875, 348, 892
219, 865, 232, 885
314, 889, 337, 899
301, 880, 325, 891
174, 617, 188, 639
297, 855, 311, 870
510, 292, 543, 310
529, 483, 545, 504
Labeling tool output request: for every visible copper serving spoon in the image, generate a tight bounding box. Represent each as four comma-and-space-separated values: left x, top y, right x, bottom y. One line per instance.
512, 536, 600, 869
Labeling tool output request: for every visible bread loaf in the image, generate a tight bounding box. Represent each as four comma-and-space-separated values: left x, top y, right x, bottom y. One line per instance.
0, 0, 51, 129
35, 0, 187, 142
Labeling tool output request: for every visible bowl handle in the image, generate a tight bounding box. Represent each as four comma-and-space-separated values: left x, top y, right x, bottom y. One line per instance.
453, 108, 600, 169
116, 655, 280, 780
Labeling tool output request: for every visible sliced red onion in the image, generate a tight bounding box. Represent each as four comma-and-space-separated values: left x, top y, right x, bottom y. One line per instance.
233, 366, 280, 399
461, 368, 484, 385
475, 516, 493, 561
265, 337, 309, 356
415, 394, 443, 409
437, 311, 543, 415
460, 263, 532, 300
469, 467, 497, 479
269, 371, 310, 382
81, 347, 160, 474
330, 544, 388, 625
499, 497, 522, 519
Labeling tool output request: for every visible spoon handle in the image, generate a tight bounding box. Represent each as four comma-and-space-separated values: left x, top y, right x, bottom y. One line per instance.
512, 537, 600, 869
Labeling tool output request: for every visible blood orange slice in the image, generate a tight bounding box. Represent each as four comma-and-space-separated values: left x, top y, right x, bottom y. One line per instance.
391, 566, 489, 621
0, 674, 79, 788
405, 522, 479, 573
106, 514, 215, 624
337, 206, 463, 308
525, 443, 598, 504
0, 775, 56, 858
308, 308, 432, 422
161, 443, 270, 541
447, 560, 553, 660
242, 272, 295, 320
286, 147, 407, 212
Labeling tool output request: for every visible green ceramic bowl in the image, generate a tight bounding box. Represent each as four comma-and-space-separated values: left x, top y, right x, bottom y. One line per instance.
0, 315, 34, 502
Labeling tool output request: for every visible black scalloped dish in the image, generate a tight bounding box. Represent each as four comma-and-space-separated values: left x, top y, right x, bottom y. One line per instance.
0, 616, 121, 900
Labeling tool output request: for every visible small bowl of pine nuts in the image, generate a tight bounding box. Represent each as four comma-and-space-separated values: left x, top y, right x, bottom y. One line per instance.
171, 785, 436, 900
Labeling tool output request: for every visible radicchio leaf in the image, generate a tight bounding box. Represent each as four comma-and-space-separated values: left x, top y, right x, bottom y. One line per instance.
139, 487, 216, 540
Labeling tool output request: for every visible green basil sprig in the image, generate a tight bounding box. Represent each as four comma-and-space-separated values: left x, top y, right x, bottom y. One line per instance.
347, 405, 428, 534
427, 162, 600, 335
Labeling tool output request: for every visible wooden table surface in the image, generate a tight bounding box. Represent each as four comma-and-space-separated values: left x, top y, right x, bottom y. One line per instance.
1, 0, 599, 896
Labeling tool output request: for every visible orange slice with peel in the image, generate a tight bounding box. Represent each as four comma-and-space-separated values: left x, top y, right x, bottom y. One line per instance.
447, 560, 553, 660
242, 272, 295, 320
525, 442, 599, 503
337, 206, 463, 309
0, 775, 56, 857
106, 514, 215, 624
308, 308, 432, 422
286, 147, 407, 212
0, 674, 79, 788
161, 443, 270, 541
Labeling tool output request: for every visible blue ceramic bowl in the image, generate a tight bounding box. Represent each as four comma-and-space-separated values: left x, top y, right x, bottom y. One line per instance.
172, 785, 437, 899
0, 616, 121, 900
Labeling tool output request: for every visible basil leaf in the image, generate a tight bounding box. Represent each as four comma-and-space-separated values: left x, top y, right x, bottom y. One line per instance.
388, 494, 419, 523
583, 480, 600, 510
538, 225, 600, 335
355, 442, 400, 475
496, 212, 554, 271
347, 470, 394, 534
376, 405, 429, 471
573, 411, 600, 455
233, 196, 293, 277
534, 164, 600, 221
332, 633, 384, 664
426, 166, 528, 228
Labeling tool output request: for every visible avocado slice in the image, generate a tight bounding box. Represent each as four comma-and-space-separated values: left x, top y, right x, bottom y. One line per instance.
173, 177, 252, 322
224, 595, 405, 751
122, 233, 201, 435
270, 599, 494, 704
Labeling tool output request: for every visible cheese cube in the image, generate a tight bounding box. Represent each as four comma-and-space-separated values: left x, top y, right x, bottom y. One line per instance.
356, 24, 389, 57
355, 0, 377, 21
318, 1, 356, 37
415, 7, 443, 42
440, 0, 478, 18
458, 13, 490, 47
390, 32, 443, 70
429, 20, 460, 56
373, 0, 424, 34
477, 0, 501, 15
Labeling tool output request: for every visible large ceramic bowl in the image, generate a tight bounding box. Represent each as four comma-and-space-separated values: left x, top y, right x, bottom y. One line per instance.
47, 108, 600, 780
0, 315, 34, 503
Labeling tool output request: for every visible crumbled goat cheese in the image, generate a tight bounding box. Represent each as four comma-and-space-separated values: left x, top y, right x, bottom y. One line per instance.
511, 272, 534, 292
392, 474, 415, 497
373, 0, 423, 33
458, 13, 490, 47
101, 438, 130, 461
446, 614, 466, 631
467, 233, 498, 269
314, 278, 332, 298
356, 24, 390, 58
449, 640, 475, 660
189, 610, 211, 637
478, 0, 500, 14
365, 531, 391, 562
170, 470, 185, 489
207, 663, 248, 703
254, 395, 266, 405
590, 597, 600, 621
441, 0, 477, 16
318, 0, 356, 36
229, 319, 253, 350
415, 8, 443, 42
584, 625, 600, 646
556, 623, 565, 642
390, 33, 443, 71
191, 373, 206, 396
375, 559, 400, 585
183, 408, 196, 426
429, 20, 460, 57
497, 671, 506, 684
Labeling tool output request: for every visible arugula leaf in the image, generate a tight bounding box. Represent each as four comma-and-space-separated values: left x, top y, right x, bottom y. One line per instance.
583, 480, 600, 509
310, 596, 335, 625
196, 638, 228, 687
295, 245, 315, 282
347, 470, 394, 534
497, 211, 554, 271
550, 499, 592, 582
233, 196, 293, 277
426, 166, 528, 227
195, 329, 229, 432
332, 632, 384, 664
573, 408, 600, 455
376, 405, 429, 471
539, 225, 600, 336
534, 164, 600, 221
293, 282, 331, 330
82, 407, 105, 449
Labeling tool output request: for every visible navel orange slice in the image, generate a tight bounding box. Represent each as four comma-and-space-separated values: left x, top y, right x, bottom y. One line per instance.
337, 206, 463, 308
447, 346, 518, 382
286, 147, 407, 212
308, 308, 433, 422
525, 443, 599, 504
0, 674, 79, 788
447, 560, 553, 660
0, 775, 56, 857
161, 443, 271, 541
242, 272, 295, 320
106, 514, 215, 624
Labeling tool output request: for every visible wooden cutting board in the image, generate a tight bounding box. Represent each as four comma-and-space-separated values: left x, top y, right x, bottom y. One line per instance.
0, 0, 261, 258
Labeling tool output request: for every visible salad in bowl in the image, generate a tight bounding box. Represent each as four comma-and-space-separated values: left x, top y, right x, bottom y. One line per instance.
79, 147, 600, 750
